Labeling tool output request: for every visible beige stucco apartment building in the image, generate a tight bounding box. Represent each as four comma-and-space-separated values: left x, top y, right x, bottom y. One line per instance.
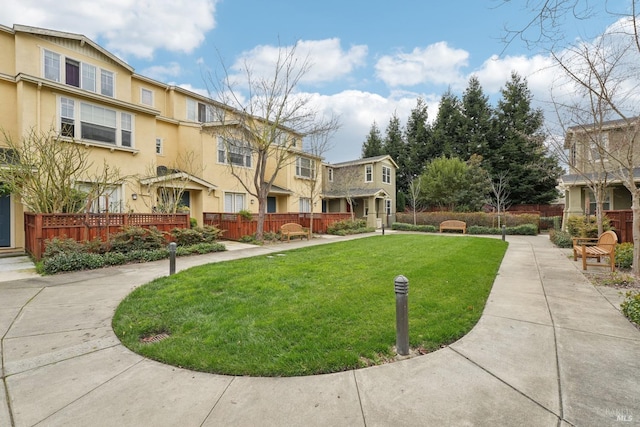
561, 118, 639, 221
0, 25, 396, 253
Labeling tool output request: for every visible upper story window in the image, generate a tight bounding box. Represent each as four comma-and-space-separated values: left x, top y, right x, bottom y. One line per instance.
327, 168, 333, 182
59, 96, 134, 148
296, 157, 315, 179
365, 164, 373, 182
187, 99, 223, 122
382, 166, 391, 184
156, 137, 163, 155
141, 88, 154, 106
100, 70, 114, 97
43, 49, 115, 97
590, 133, 609, 161
218, 137, 252, 168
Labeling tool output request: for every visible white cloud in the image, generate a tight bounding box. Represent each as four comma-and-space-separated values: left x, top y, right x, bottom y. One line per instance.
140, 62, 183, 82
473, 54, 555, 96
230, 38, 368, 86
375, 42, 469, 88
307, 90, 435, 162
1, 0, 217, 59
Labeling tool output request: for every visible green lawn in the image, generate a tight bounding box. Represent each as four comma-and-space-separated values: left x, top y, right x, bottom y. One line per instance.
113, 234, 507, 376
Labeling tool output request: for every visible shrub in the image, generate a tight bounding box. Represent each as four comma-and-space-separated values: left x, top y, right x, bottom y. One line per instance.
395, 211, 539, 229
540, 216, 562, 231
615, 242, 634, 269
171, 226, 223, 246
238, 209, 253, 220
327, 219, 368, 235
467, 224, 538, 236
124, 248, 169, 263
43, 236, 85, 258
102, 251, 127, 266
190, 217, 198, 228
42, 252, 105, 274
549, 229, 573, 248
621, 291, 640, 326
175, 242, 226, 255
109, 226, 166, 253
391, 223, 437, 232
566, 215, 611, 238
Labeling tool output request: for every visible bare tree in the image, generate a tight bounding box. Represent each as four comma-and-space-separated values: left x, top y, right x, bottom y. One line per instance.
507, 1, 640, 274
329, 165, 363, 221
487, 172, 511, 228
140, 151, 203, 214
207, 43, 340, 240
407, 176, 422, 225
302, 131, 337, 235
0, 128, 125, 213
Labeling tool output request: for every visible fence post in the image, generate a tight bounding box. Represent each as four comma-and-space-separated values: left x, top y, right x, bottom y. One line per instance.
169, 242, 176, 275
394, 275, 409, 356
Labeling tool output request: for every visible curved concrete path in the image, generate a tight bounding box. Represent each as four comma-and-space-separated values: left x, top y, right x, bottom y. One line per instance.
1, 234, 639, 426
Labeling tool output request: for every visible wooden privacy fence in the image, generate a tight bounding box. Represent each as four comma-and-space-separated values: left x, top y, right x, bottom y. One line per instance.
604, 210, 633, 244
508, 204, 565, 217
25, 212, 190, 260
203, 212, 352, 240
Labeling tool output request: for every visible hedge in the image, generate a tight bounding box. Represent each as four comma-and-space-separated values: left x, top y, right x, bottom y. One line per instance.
396, 212, 539, 230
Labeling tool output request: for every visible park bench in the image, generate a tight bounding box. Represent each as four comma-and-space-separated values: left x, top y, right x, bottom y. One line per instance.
572, 230, 618, 271
439, 220, 467, 234
280, 223, 310, 242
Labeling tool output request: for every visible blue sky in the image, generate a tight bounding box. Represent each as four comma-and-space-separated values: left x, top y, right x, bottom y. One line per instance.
1, 0, 621, 162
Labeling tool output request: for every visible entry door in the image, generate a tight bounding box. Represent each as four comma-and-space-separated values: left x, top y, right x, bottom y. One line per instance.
267, 197, 276, 213
0, 194, 10, 247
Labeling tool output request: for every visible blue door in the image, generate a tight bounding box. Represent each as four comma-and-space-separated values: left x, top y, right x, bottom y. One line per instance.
267, 197, 276, 213
0, 194, 10, 247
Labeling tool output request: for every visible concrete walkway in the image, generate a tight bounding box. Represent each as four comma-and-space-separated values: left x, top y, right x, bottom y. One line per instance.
1, 234, 639, 426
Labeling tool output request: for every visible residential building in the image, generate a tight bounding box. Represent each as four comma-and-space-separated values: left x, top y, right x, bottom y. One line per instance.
561, 117, 640, 221
0, 24, 325, 253
323, 155, 397, 228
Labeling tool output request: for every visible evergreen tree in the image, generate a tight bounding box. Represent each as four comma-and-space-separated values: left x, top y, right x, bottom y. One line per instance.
404, 98, 432, 181
492, 72, 561, 204
431, 90, 465, 158
461, 76, 494, 162
361, 121, 384, 158
382, 113, 409, 196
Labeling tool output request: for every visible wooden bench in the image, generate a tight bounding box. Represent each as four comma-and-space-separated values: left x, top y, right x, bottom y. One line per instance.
572, 230, 618, 271
280, 223, 310, 242
440, 220, 466, 234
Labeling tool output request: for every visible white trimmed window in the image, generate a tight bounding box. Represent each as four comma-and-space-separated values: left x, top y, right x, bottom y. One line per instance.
299, 197, 311, 213
101, 70, 114, 97
187, 99, 219, 122
141, 88, 154, 106
81, 63, 96, 92
382, 166, 391, 184
59, 96, 134, 147
327, 168, 333, 182
224, 193, 245, 213
156, 137, 163, 155
218, 138, 252, 167
365, 164, 373, 182
385, 199, 392, 215
591, 133, 609, 161
296, 157, 315, 179
44, 50, 61, 82
43, 49, 115, 97
77, 183, 123, 213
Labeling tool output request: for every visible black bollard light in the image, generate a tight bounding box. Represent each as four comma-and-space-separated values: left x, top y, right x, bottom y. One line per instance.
169, 242, 176, 275
394, 275, 409, 356
502, 224, 506, 241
